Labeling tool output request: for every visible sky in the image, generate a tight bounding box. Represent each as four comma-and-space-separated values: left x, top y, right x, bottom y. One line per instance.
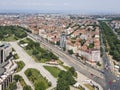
0, 0, 120, 14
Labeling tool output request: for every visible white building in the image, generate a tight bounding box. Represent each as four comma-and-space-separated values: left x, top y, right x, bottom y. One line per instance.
91, 50, 100, 62
66, 44, 78, 53
39, 29, 47, 38
78, 50, 100, 62
78, 50, 91, 61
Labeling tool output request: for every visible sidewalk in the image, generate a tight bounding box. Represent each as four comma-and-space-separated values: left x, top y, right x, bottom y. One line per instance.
59, 62, 103, 90
106, 53, 120, 77
76, 71, 103, 90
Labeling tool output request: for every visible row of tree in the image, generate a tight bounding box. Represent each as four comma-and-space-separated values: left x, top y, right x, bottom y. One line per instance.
100, 21, 120, 61
20, 38, 58, 62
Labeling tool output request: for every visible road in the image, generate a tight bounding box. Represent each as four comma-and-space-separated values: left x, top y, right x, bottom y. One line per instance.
27, 33, 105, 90
100, 28, 120, 90
10, 42, 57, 90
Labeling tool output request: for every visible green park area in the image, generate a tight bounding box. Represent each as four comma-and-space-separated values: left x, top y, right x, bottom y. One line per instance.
0, 26, 27, 41
11, 74, 32, 90
19, 38, 58, 63
16, 61, 25, 72
25, 68, 51, 90
56, 70, 76, 90
5, 81, 17, 90
44, 66, 77, 90
44, 66, 61, 78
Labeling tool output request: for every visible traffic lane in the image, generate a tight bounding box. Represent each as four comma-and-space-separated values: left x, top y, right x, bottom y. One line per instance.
28, 33, 106, 89
43, 41, 104, 79
45, 44, 107, 90
104, 69, 120, 90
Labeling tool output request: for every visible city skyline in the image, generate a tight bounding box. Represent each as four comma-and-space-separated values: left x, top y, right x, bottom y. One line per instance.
0, 0, 120, 14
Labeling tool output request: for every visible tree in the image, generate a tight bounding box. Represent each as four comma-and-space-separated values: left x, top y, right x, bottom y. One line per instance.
23, 85, 32, 90
7, 81, 17, 90
69, 67, 75, 75
27, 70, 32, 77
58, 70, 66, 78
58, 70, 76, 85
49, 52, 58, 60
56, 78, 70, 90
14, 75, 21, 82
65, 71, 76, 85
88, 43, 94, 48
34, 42, 40, 47
35, 81, 46, 90
68, 50, 74, 54
96, 62, 101, 66
32, 49, 39, 55
71, 40, 76, 44
100, 21, 120, 61
80, 39, 86, 46
56, 41, 60, 46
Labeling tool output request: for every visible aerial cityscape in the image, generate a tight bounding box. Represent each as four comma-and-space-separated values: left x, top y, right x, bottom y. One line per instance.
0, 0, 120, 90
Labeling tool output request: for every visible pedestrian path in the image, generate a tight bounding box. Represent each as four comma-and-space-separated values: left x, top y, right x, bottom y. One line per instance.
10, 42, 57, 90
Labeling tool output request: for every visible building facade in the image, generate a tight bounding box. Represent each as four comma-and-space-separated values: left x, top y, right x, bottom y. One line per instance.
78, 50, 100, 63
0, 43, 12, 64
0, 43, 17, 90
60, 32, 66, 49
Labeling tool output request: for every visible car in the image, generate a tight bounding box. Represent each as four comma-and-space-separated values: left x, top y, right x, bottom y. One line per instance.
100, 70, 105, 74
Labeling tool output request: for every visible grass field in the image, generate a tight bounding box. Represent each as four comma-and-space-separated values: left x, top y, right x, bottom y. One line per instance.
16, 61, 25, 72
3, 35, 17, 41
44, 66, 61, 78
19, 38, 58, 63
25, 68, 51, 90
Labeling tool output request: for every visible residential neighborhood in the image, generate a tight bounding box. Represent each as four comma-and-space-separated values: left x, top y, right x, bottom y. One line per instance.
0, 0, 120, 90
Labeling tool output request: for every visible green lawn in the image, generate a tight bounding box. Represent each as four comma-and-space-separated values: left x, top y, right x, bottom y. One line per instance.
19, 38, 58, 63
84, 84, 95, 90
16, 61, 25, 72
25, 68, 51, 90
3, 35, 17, 41
44, 66, 61, 78
0, 26, 27, 41
26, 50, 47, 63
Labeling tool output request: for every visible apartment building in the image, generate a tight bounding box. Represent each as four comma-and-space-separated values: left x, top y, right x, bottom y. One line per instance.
0, 43, 12, 64
0, 43, 17, 90
60, 32, 66, 49
78, 50, 100, 63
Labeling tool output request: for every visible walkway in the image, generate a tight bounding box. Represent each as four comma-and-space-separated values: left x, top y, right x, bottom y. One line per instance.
10, 42, 57, 90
